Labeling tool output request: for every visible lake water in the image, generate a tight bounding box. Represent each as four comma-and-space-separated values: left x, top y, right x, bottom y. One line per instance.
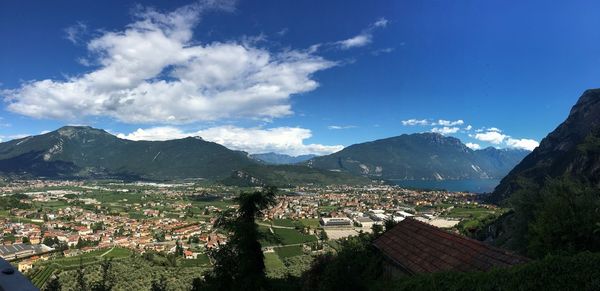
391, 179, 501, 193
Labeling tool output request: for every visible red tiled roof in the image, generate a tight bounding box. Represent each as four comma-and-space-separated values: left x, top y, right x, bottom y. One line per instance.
373, 218, 529, 274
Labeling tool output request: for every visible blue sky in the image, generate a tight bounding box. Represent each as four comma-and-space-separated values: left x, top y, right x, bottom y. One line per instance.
1, 0, 600, 155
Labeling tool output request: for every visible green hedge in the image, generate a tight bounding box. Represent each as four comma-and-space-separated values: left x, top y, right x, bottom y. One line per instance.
380, 252, 600, 291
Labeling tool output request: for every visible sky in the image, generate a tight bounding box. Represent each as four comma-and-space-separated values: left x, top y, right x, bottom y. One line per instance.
1, 0, 600, 155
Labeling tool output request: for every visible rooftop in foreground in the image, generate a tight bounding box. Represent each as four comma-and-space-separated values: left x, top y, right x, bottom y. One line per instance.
373, 218, 529, 274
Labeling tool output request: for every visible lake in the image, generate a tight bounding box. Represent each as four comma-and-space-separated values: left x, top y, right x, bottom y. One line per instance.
391, 179, 501, 193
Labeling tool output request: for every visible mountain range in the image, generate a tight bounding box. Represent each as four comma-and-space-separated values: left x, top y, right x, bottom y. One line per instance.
306, 132, 529, 181
0, 126, 254, 180
249, 153, 317, 165
0, 126, 529, 187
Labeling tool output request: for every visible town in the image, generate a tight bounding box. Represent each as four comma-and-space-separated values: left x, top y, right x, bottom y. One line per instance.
0, 179, 502, 289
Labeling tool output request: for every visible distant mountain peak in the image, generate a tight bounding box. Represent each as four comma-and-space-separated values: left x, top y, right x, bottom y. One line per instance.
56, 126, 111, 138
250, 152, 317, 165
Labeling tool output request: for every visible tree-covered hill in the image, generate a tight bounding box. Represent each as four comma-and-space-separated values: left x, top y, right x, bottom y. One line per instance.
307, 132, 528, 181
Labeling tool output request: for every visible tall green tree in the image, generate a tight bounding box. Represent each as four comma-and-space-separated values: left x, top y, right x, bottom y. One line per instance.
202, 186, 277, 290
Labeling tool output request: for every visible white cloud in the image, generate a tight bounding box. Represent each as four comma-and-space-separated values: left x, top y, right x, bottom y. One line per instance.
401, 119, 429, 126
338, 34, 372, 49
117, 126, 343, 156
336, 18, 388, 50
505, 137, 539, 151
374, 18, 389, 28
0, 134, 31, 142
64, 22, 88, 44
464, 125, 472, 131
117, 127, 188, 141
4, 2, 335, 124
465, 142, 481, 150
474, 128, 539, 150
371, 47, 394, 56
431, 126, 460, 135
436, 119, 464, 126
327, 125, 356, 130
474, 131, 507, 144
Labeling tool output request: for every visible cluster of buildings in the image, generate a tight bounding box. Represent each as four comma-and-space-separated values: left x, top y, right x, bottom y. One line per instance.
0, 179, 499, 274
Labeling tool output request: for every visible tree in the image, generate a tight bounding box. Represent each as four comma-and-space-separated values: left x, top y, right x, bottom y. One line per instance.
191, 277, 204, 291
76, 258, 88, 291
371, 224, 384, 237
91, 258, 114, 291
302, 233, 383, 291
319, 229, 328, 241
384, 217, 398, 231
22, 236, 30, 244
202, 186, 277, 290
150, 276, 167, 291
175, 240, 184, 257
44, 275, 61, 291
525, 177, 600, 257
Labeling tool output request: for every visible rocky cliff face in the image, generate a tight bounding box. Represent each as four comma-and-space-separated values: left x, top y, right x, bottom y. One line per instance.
489, 89, 600, 203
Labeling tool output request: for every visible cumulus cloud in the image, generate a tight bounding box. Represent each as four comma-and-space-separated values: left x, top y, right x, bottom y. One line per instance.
4, 2, 335, 124
464, 125, 472, 131
117, 126, 344, 156
505, 137, 539, 151
337, 17, 388, 49
465, 142, 481, 150
431, 126, 460, 135
474, 130, 507, 144
436, 119, 464, 126
473, 128, 539, 150
401, 119, 429, 126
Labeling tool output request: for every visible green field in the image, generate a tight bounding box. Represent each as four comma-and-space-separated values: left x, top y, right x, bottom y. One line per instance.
264, 252, 285, 278
179, 254, 211, 267
30, 247, 133, 288
272, 219, 296, 227
82, 191, 147, 204
30, 265, 56, 288
272, 218, 320, 229
273, 228, 317, 245
260, 226, 317, 246
446, 207, 496, 219
274, 245, 303, 259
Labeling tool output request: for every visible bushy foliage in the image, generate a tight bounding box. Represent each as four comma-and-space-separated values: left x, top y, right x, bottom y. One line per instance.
300, 233, 384, 291
381, 252, 600, 291
509, 177, 600, 257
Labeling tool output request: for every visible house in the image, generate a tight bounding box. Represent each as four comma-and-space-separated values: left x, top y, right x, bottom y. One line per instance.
184, 250, 195, 259
373, 218, 529, 275
17, 260, 34, 273
320, 217, 352, 227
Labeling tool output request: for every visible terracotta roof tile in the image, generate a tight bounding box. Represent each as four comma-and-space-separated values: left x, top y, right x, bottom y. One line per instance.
373, 218, 529, 274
